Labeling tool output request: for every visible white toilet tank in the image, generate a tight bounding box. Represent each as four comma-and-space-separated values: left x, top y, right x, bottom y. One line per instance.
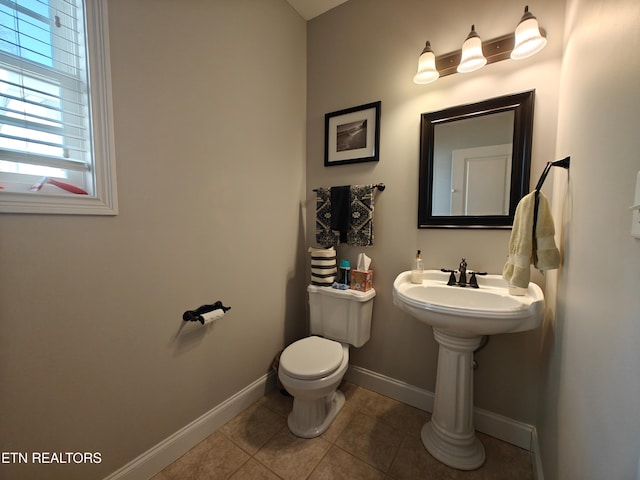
307, 284, 376, 347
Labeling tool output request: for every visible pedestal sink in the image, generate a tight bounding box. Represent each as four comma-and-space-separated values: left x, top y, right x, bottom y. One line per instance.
392, 270, 544, 470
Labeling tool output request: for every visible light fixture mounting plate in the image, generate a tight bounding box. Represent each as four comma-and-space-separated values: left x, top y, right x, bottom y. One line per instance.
436, 33, 515, 77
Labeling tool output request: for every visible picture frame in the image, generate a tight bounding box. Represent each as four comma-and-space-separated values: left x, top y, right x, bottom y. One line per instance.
324, 101, 381, 166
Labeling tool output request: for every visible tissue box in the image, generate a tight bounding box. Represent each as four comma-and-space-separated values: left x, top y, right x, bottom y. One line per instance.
350, 270, 373, 292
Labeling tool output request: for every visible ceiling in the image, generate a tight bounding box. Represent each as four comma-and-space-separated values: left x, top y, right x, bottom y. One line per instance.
286, 0, 349, 20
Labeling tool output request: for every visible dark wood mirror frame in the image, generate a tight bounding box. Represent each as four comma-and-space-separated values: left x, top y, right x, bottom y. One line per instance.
418, 90, 535, 228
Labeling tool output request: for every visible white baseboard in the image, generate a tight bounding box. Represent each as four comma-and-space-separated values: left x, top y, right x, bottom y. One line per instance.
103, 372, 276, 480
345, 365, 535, 451
104, 365, 540, 480
345, 364, 436, 411
531, 427, 545, 480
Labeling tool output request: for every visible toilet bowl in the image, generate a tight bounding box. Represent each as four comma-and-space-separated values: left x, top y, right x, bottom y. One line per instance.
278, 285, 375, 438
278, 336, 349, 438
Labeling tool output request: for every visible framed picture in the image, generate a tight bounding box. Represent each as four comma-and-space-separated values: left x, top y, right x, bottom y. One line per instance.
324, 101, 381, 166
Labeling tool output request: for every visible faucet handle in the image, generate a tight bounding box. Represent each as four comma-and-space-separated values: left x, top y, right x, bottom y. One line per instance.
468, 271, 487, 288
440, 268, 458, 286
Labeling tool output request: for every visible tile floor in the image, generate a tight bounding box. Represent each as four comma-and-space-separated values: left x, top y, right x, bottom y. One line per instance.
151, 382, 534, 480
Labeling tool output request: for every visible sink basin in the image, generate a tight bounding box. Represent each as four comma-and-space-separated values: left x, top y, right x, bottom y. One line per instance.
392, 269, 545, 471
393, 270, 544, 336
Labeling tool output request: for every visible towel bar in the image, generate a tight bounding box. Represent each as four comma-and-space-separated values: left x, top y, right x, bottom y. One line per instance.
532, 156, 570, 245
313, 183, 385, 192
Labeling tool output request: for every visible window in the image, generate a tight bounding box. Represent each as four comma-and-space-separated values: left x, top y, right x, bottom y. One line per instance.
0, 0, 117, 214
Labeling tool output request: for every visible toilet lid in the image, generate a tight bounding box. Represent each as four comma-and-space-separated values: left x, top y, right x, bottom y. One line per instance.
280, 336, 344, 380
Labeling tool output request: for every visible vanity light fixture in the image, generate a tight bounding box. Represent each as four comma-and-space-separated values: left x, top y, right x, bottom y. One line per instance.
413, 5, 547, 84
457, 25, 487, 73
413, 41, 440, 84
511, 6, 547, 60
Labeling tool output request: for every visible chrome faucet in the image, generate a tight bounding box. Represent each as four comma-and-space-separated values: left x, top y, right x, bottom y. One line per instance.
442, 258, 486, 288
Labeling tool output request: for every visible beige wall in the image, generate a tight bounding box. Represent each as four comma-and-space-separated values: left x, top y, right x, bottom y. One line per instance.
539, 0, 640, 478
309, 1, 640, 478
307, 0, 565, 424
2, 0, 639, 479
0, 1, 306, 479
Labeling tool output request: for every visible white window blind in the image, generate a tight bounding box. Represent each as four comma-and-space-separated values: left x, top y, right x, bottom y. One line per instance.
0, 0, 117, 214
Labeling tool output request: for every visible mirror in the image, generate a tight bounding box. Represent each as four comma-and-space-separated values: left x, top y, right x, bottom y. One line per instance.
418, 91, 534, 228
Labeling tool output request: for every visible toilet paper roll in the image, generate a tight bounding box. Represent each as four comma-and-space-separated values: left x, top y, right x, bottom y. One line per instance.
201, 309, 226, 325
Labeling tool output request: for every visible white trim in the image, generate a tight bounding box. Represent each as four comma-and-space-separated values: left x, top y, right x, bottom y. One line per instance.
345, 364, 435, 411
0, 0, 118, 215
85, 0, 118, 215
345, 365, 535, 451
474, 405, 533, 451
103, 366, 541, 480
531, 427, 545, 480
102, 372, 276, 480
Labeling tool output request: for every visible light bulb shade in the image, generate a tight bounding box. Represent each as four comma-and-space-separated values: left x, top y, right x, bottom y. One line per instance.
457, 26, 487, 73
413, 41, 439, 84
511, 7, 547, 59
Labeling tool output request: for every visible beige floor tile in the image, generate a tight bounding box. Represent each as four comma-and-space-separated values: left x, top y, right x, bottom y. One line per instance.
228, 458, 281, 480
388, 430, 534, 480
335, 412, 404, 472
309, 445, 385, 480
220, 401, 287, 455
341, 384, 431, 433
337, 381, 360, 401
320, 397, 359, 443
454, 433, 533, 480
153, 384, 534, 480
154, 431, 249, 480
373, 398, 431, 437
254, 427, 331, 480
151, 451, 199, 480
387, 433, 458, 480
341, 383, 386, 415
262, 387, 295, 418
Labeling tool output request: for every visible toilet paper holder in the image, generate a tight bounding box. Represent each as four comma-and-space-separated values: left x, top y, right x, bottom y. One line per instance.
183, 301, 231, 325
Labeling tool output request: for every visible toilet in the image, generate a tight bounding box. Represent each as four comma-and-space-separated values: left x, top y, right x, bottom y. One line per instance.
278, 284, 376, 438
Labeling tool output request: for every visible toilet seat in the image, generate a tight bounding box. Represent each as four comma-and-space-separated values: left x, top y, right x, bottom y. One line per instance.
279, 336, 344, 380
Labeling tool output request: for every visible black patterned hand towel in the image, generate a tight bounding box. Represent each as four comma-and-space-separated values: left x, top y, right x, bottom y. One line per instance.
330, 185, 351, 244
315, 184, 376, 247
348, 184, 375, 247
315, 187, 338, 247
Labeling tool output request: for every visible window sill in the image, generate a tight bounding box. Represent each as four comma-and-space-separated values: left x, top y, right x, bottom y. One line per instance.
0, 187, 118, 215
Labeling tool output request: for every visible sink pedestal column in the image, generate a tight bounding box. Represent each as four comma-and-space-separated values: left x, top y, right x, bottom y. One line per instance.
421, 328, 485, 470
